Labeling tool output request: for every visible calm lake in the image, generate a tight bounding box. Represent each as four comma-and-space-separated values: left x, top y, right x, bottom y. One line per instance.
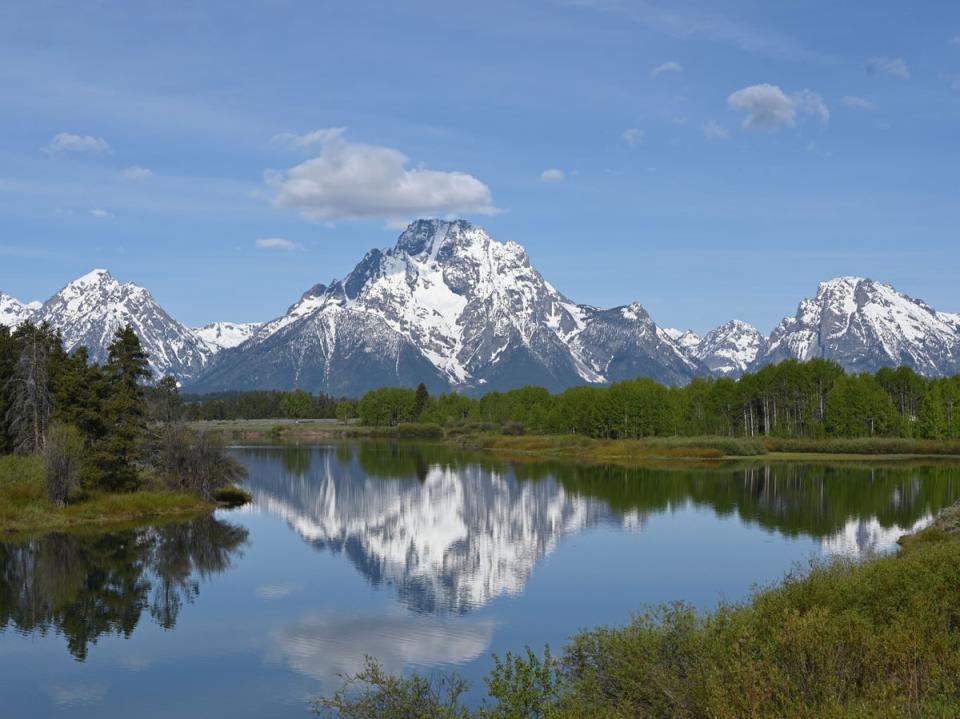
2, 443, 959, 717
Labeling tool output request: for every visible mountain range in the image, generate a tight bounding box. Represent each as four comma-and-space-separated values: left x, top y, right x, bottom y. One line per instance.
2, 219, 958, 393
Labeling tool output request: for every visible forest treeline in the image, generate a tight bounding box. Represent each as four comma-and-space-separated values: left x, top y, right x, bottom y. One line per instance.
355, 359, 960, 440
0, 321, 243, 507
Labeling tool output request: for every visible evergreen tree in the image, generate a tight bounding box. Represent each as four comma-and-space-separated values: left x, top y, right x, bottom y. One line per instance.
87, 326, 151, 491
413, 383, 430, 419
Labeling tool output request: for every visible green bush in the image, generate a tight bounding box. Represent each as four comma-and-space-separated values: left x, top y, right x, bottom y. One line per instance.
395, 422, 444, 439
501, 421, 526, 436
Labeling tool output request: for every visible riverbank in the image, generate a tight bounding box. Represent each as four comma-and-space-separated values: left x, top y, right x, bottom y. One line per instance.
0, 455, 248, 535
318, 499, 960, 718
190, 419, 960, 464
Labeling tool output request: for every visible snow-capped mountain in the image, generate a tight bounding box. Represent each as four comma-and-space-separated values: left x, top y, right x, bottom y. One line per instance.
35, 269, 212, 381
192, 220, 703, 395
693, 320, 766, 377
663, 327, 701, 353
0, 293, 40, 328
192, 321, 261, 353
754, 277, 960, 376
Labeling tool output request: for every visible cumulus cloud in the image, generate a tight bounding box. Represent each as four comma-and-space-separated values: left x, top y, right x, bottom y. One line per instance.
256, 237, 303, 251
841, 96, 876, 111
727, 83, 828, 130
702, 120, 730, 140
622, 128, 644, 146
44, 133, 111, 155
540, 168, 565, 182
122, 166, 153, 181
90, 208, 113, 219
267, 128, 496, 222
865, 57, 910, 79
651, 61, 682, 77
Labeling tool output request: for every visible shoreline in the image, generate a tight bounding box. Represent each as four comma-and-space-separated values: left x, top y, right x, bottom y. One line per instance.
189, 420, 960, 466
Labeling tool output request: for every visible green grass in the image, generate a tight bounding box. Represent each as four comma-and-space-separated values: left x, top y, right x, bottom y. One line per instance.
0, 454, 212, 535
763, 436, 960, 456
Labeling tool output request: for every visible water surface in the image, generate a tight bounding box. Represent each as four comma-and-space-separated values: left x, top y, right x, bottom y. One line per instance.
2, 443, 958, 717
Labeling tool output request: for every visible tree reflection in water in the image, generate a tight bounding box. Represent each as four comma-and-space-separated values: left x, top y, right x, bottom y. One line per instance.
0, 516, 248, 661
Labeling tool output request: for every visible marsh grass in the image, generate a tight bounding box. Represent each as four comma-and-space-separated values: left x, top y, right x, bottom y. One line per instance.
0, 454, 211, 534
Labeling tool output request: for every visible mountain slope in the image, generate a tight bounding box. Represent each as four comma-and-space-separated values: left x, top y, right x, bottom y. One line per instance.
192, 220, 702, 394
35, 269, 212, 381
0, 293, 40, 328
754, 277, 960, 376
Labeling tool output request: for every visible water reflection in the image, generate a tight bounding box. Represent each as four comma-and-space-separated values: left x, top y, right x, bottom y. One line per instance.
239, 444, 960, 613
270, 613, 496, 686
0, 516, 248, 660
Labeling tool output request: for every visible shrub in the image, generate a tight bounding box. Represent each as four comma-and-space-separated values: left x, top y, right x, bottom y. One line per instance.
501, 421, 526, 436
395, 422, 444, 439
150, 424, 248, 501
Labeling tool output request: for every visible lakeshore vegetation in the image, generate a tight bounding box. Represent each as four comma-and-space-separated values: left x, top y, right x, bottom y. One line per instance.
0, 322, 247, 533
315, 510, 960, 719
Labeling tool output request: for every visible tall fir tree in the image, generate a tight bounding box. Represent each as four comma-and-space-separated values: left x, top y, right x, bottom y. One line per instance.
5, 323, 58, 453
87, 326, 151, 491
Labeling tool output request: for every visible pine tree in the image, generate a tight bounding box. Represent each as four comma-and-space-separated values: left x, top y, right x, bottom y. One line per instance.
413, 383, 430, 419
87, 326, 151, 491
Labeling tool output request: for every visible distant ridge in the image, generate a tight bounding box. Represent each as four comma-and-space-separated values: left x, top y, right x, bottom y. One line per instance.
3, 222, 959, 391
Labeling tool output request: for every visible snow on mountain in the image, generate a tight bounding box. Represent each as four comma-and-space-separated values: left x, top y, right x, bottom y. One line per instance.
693, 320, 766, 377
754, 276, 960, 376
663, 327, 701, 352
194, 220, 703, 395
192, 321, 261, 353
0, 293, 40, 328
35, 269, 212, 381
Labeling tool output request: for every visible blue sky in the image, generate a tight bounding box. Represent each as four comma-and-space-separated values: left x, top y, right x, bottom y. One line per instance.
1, 0, 958, 334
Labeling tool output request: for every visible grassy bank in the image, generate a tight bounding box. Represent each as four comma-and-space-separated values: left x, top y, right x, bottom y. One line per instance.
0, 454, 215, 534
192, 419, 960, 462
318, 504, 960, 718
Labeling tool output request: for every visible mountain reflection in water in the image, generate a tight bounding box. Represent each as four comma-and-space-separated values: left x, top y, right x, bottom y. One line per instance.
239, 444, 960, 613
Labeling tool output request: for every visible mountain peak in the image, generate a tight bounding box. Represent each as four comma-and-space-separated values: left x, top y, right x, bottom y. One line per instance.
395, 218, 476, 257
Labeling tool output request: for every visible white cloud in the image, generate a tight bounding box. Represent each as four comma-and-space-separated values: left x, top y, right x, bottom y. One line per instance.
122, 166, 153, 181
865, 57, 910, 79
256, 237, 303, 251
702, 120, 730, 140
256, 583, 299, 599
727, 83, 829, 130
841, 96, 876, 111
951, 35, 960, 47
791, 89, 830, 126
44, 133, 111, 154
270, 127, 346, 148
90, 208, 113, 219
540, 168, 565, 182
622, 128, 644, 146
651, 61, 682, 77
267, 128, 496, 221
